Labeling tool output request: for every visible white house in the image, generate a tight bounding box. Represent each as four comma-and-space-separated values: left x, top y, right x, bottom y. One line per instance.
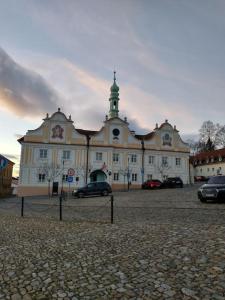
18, 74, 190, 196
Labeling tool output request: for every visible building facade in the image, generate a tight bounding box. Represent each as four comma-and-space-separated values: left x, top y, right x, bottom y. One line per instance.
18, 75, 190, 196
0, 154, 14, 197
192, 148, 225, 179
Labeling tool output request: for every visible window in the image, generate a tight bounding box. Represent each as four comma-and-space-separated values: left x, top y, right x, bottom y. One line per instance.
162, 157, 168, 166
175, 158, 181, 166
96, 152, 102, 161
130, 154, 137, 163
212, 167, 214, 171
132, 173, 137, 181
207, 168, 209, 172
63, 150, 70, 159
38, 174, 45, 182
62, 174, 68, 182
147, 174, 152, 180
40, 149, 47, 159
149, 156, 155, 165
113, 153, 119, 162
200, 168, 202, 173
113, 173, 119, 181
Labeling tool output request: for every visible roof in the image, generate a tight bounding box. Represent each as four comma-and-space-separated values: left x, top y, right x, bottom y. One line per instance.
0, 154, 15, 165
17, 136, 24, 144
135, 132, 155, 140
76, 129, 99, 136
191, 148, 225, 166
192, 148, 225, 161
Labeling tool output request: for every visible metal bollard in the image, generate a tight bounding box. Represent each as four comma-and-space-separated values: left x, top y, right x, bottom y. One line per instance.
59, 196, 63, 221
110, 195, 114, 224
21, 197, 24, 217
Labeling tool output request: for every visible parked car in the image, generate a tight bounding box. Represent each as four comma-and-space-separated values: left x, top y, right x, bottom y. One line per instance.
161, 177, 183, 188
142, 179, 162, 189
194, 176, 208, 182
198, 175, 225, 202
72, 181, 112, 198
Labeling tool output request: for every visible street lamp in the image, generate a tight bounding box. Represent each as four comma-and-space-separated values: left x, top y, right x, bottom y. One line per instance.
61, 160, 65, 196
127, 156, 130, 191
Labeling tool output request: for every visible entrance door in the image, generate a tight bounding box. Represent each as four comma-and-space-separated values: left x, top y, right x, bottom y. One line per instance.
52, 182, 58, 195
90, 170, 107, 182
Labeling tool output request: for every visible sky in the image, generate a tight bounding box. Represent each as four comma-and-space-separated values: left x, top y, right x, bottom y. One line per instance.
1, 0, 225, 176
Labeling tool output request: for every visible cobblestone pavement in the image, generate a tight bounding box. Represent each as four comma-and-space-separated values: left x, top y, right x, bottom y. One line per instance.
1, 185, 225, 299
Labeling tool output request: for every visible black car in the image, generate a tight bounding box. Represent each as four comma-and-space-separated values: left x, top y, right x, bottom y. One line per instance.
198, 176, 225, 202
72, 181, 112, 198
161, 177, 183, 188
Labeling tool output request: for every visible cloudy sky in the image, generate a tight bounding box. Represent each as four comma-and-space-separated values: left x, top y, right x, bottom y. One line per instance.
1, 0, 225, 175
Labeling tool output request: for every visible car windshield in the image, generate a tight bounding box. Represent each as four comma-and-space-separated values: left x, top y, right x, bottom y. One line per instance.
207, 176, 225, 184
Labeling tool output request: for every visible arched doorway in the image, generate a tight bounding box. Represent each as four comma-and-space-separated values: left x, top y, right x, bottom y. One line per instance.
90, 170, 107, 182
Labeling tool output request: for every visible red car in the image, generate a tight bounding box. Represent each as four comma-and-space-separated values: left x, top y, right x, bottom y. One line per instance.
142, 179, 162, 189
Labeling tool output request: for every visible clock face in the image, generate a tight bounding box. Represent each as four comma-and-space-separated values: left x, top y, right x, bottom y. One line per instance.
113, 128, 120, 136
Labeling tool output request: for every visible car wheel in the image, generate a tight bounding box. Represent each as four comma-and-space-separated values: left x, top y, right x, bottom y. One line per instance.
200, 197, 206, 203
102, 190, 108, 196
78, 192, 84, 198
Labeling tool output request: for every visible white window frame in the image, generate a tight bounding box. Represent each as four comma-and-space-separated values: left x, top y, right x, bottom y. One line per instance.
113, 153, 119, 163
96, 152, 102, 161
40, 149, 48, 159
149, 156, 155, 165
132, 173, 137, 182
130, 154, 137, 163
113, 173, 119, 181
175, 157, 181, 166
147, 174, 152, 180
162, 156, 168, 166
38, 173, 46, 182
62, 174, 68, 182
63, 150, 70, 160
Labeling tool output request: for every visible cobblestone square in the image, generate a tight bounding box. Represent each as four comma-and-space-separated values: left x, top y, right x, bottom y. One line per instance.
1, 185, 225, 299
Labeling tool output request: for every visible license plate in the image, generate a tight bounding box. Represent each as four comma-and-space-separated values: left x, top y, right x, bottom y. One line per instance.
206, 193, 215, 197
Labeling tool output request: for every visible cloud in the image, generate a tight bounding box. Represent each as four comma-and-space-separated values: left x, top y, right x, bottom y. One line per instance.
16, 53, 199, 133
0, 47, 61, 118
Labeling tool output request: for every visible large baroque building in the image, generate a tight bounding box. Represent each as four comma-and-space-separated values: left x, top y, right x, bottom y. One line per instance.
18, 74, 190, 196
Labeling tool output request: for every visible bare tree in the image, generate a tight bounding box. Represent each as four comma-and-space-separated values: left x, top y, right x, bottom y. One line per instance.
215, 126, 225, 148
38, 162, 62, 197
75, 165, 93, 183
157, 160, 171, 180
199, 121, 221, 146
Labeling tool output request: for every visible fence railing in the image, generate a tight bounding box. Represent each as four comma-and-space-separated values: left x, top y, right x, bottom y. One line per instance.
0, 195, 115, 224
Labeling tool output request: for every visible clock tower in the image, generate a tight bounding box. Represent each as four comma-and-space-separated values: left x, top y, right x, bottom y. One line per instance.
109, 71, 120, 119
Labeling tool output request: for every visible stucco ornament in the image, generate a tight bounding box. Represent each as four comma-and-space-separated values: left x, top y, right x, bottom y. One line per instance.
52, 125, 64, 139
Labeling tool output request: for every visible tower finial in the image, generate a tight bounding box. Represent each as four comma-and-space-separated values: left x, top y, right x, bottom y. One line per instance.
113, 70, 116, 82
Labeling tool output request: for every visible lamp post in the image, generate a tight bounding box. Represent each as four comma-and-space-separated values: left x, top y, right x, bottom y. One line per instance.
61, 160, 65, 196
127, 156, 130, 191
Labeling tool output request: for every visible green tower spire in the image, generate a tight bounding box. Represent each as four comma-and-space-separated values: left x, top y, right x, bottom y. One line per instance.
109, 71, 120, 119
